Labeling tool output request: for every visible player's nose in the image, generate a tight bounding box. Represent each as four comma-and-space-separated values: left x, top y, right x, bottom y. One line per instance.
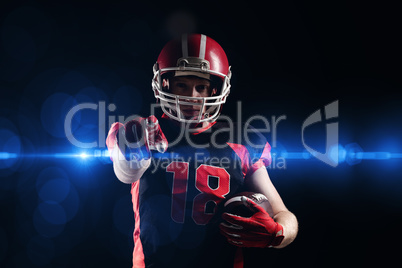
189, 87, 203, 100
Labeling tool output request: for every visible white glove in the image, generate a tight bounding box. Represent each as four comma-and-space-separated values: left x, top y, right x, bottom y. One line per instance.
106, 116, 168, 184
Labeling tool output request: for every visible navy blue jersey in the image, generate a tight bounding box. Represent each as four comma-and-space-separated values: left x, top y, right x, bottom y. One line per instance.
130, 116, 271, 268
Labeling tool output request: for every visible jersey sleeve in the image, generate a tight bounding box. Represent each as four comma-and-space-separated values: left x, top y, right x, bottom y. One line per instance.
227, 125, 272, 178
245, 126, 272, 175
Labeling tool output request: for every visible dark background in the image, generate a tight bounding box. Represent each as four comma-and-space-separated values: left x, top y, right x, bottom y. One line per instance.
1, 0, 402, 267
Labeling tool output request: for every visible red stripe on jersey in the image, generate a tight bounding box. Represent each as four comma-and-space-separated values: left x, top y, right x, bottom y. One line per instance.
233, 248, 244, 268
247, 142, 272, 177
226, 143, 249, 178
131, 181, 145, 268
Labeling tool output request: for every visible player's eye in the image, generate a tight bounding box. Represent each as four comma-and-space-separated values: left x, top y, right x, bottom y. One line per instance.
175, 82, 187, 88
196, 85, 209, 92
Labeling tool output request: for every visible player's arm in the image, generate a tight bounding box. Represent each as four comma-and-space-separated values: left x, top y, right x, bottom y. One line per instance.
245, 166, 298, 248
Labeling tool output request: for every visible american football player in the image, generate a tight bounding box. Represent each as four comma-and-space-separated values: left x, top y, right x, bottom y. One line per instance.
107, 34, 298, 267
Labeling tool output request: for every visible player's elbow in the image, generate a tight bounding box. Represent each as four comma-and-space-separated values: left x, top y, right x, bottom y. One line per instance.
113, 158, 150, 184
113, 162, 138, 184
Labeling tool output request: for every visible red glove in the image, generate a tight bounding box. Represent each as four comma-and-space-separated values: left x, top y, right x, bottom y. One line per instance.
219, 197, 284, 248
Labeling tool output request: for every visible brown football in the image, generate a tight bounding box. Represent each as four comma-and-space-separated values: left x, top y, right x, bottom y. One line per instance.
223, 192, 274, 218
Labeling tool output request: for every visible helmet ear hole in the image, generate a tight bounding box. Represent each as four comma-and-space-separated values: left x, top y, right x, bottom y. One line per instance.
162, 79, 169, 90
210, 76, 223, 96
211, 88, 218, 96
161, 73, 174, 91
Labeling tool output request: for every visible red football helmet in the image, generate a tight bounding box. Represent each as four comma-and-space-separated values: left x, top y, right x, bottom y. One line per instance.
152, 34, 232, 123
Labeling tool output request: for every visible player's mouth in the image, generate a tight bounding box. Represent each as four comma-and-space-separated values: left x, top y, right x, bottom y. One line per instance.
181, 108, 200, 117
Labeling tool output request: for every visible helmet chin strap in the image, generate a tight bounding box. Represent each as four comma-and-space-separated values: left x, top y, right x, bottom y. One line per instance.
186, 113, 211, 131
180, 120, 214, 133
165, 110, 213, 132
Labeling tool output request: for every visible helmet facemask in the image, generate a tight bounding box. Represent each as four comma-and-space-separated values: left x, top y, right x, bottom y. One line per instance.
152, 58, 231, 124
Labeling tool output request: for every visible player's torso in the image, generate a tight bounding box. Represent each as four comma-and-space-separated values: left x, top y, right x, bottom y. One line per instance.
137, 118, 246, 267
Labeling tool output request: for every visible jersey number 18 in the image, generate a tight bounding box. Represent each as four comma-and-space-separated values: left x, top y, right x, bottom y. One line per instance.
166, 161, 230, 225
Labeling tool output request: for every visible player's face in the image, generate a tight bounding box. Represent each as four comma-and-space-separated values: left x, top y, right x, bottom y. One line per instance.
169, 76, 216, 119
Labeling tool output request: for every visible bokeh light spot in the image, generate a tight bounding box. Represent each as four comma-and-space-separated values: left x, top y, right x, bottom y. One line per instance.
38, 178, 71, 203
37, 201, 67, 225
33, 208, 65, 238
40, 92, 80, 138
36, 167, 69, 194
61, 184, 80, 221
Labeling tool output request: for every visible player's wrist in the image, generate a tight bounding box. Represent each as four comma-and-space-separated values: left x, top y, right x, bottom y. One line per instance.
268, 222, 284, 248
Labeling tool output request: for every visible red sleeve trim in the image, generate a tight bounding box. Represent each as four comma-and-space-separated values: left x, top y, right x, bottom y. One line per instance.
131, 181, 145, 268
228, 142, 272, 178
247, 142, 272, 177
227, 143, 249, 178
233, 247, 244, 268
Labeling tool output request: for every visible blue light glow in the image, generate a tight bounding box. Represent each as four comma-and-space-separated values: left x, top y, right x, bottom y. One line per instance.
280, 151, 311, 159
0, 143, 401, 167
0, 152, 18, 159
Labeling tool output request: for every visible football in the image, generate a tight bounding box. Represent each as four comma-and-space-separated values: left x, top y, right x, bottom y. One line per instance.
223, 192, 274, 218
